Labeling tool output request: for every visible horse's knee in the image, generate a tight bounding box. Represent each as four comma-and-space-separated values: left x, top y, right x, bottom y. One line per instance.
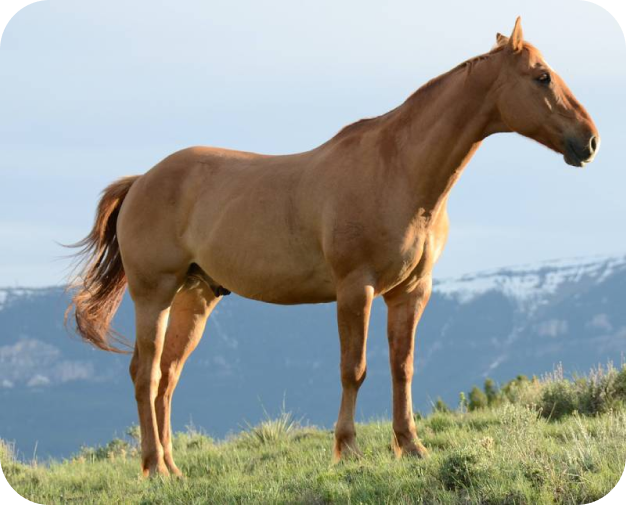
135, 382, 158, 404
341, 363, 367, 389
134, 368, 161, 403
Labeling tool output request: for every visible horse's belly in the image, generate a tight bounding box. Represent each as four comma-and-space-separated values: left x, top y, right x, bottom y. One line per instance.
204, 259, 336, 304
234, 268, 337, 304
194, 230, 336, 304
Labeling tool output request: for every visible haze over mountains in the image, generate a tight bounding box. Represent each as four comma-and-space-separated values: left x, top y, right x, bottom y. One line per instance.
1, 254, 624, 459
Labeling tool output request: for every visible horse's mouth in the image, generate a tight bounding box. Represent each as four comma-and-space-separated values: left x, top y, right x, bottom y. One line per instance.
564, 152, 586, 168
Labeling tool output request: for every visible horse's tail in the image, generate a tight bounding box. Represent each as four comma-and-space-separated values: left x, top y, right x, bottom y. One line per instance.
65, 175, 140, 353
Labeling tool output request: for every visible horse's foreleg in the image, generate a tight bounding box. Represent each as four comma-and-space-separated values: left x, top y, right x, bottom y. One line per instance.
333, 277, 374, 462
383, 276, 431, 458
156, 281, 219, 476
128, 274, 180, 477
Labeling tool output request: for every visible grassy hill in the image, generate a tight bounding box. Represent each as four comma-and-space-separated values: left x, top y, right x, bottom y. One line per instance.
2, 365, 626, 504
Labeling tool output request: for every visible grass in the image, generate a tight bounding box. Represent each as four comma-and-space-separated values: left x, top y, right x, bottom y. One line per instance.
2, 366, 626, 504
3, 406, 625, 504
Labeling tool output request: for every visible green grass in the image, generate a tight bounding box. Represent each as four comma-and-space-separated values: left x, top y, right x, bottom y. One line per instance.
3, 365, 626, 504
2, 404, 625, 504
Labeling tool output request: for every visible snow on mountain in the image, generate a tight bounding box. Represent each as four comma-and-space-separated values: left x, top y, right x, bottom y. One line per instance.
434, 254, 626, 310
0, 287, 56, 312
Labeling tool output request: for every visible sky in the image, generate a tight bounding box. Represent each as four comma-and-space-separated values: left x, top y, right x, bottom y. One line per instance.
0, 0, 625, 287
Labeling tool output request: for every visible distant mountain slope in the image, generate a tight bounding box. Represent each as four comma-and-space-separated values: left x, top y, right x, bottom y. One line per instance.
1, 254, 625, 459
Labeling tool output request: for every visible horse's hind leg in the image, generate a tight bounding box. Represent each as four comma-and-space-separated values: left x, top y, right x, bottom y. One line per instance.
128, 272, 182, 477
156, 280, 220, 476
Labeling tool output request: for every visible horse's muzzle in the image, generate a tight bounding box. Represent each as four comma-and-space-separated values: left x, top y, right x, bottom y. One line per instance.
564, 135, 600, 167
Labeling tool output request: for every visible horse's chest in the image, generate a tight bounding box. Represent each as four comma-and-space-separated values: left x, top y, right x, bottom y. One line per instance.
377, 223, 446, 293
374, 234, 428, 289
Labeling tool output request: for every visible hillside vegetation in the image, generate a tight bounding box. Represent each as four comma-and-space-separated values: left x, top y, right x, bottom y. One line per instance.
2, 364, 626, 504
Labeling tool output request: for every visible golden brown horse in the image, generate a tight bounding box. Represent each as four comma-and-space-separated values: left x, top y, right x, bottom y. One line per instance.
67, 18, 599, 477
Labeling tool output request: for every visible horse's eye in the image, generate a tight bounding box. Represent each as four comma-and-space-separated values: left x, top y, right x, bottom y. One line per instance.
536, 72, 551, 85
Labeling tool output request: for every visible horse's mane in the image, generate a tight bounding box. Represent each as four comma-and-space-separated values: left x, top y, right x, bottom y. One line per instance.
332, 44, 516, 140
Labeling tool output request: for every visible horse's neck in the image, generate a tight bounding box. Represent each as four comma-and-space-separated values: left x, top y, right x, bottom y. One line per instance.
379, 63, 501, 217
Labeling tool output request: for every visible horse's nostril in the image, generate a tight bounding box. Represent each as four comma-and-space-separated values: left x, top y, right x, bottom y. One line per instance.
590, 136, 598, 154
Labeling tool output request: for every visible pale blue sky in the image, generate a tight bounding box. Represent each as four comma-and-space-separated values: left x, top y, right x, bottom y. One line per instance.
0, 0, 625, 286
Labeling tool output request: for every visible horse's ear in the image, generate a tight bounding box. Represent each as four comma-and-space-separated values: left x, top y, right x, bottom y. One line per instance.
509, 16, 524, 52
495, 33, 508, 47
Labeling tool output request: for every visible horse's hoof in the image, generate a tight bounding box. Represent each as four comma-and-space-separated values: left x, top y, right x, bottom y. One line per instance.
393, 437, 429, 459
332, 438, 363, 463
168, 465, 184, 478
142, 462, 170, 478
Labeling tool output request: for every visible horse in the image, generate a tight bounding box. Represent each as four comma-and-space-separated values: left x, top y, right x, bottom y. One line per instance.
67, 17, 599, 477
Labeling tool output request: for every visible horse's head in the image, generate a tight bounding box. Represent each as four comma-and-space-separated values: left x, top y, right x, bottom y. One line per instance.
493, 18, 599, 167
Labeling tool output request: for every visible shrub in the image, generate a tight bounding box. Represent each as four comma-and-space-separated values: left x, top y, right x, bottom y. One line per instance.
434, 397, 451, 413
540, 379, 578, 420
457, 363, 626, 421
469, 386, 488, 411
501, 374, 541, 407
125, 424, 141, 446
439, 447, 485, 490
0, 439, 15, 464
484, 378, 499, 406
539, 363, 626, 419
428, 413, 456, 433
616, 366, 626, 399
577, 364, 624, 415
173, 426, 214, 452
77, 438, 132, 462
458, 392, 468, 413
